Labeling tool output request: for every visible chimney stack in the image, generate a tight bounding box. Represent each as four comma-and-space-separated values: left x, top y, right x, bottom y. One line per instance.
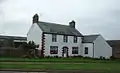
69, 20, 76, 28
33, 14, 39, 24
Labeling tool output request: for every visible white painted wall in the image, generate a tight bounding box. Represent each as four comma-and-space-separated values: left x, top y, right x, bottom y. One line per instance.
27, 23, 111, 58
93, 35, 112, 59
82, 43, 93, 57
27, 23, 42, 50
44, 34, 82, 57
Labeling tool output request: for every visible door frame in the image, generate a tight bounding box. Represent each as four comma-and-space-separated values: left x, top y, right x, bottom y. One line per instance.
62, 46, 69, 57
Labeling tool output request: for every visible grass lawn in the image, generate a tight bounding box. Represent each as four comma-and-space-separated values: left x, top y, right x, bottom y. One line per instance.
0, 57, 120, 63
0, 57, 120, 73
0, 62, 120, 73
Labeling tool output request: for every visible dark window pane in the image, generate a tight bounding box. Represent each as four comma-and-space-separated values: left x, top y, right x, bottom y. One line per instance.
74, 36, 77, 43
50, 46, 58, 54
84, 47, 88, 54
63, 35, 68, 42
52, 34, 57, 42
72, 47, 78, 54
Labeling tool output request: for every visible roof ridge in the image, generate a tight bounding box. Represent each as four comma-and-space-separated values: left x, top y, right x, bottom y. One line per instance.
107, 40, 120, 41
0, 35, 26, 38
37, 21, 83, 36
38, 21, 69, 27
83, 34, 100, 36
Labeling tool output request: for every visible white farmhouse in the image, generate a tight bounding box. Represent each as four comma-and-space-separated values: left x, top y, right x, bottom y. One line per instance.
27, 14, 112, 58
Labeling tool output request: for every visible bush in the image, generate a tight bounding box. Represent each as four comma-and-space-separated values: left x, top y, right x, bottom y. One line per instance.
54, 56, 59, 58
102, 57, 105, 60
110, 56, 116, 60
83, 56, 93, 59
69, 55, 83, 58
22, 55, 31, 58
99, 56, 106, 60
45, 56, 51, 58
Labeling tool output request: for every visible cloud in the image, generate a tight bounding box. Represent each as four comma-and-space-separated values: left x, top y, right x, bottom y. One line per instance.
0, 0, 120, 40
2, 20, 30, 36
77, 9, 120, 40
0, 0, 6, 4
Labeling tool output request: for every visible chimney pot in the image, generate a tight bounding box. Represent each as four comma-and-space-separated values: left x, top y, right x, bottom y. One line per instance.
33, 14, 39, 24
69, 20, 76, 28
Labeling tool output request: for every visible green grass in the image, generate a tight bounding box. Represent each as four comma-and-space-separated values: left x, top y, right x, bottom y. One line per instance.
0, 62, 120, 73
0, 57, 120, 73
0, 57, 119, 63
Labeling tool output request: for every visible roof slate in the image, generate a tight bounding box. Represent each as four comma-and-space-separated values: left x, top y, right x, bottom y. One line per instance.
0, 35, 27, 40
82, 35, 100, 43
37, 21, 83, 36
107, 40, 120, 47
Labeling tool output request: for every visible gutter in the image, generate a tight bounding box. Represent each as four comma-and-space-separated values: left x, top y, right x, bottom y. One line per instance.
93, 42, 94, 58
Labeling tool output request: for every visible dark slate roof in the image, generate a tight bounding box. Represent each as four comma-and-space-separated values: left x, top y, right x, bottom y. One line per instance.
107, 40, 120, 47
107, 40, 120, 58
82, 34, 100, 43
0, 35, 27, 40
37, 21, 83, 36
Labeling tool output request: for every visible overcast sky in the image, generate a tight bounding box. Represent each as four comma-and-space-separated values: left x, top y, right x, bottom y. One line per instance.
0, 0, 120, 40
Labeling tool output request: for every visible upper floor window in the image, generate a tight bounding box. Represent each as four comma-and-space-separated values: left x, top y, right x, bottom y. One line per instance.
84, 47, 88, 54
74, 36, 77, 43
52, 34, 57, 42
63, 35, 68, 42
50, 46, 58, 54
72, 47, 78, 54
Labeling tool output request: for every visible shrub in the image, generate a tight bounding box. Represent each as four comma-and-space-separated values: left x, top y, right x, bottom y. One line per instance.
45, 56, 51, 58
100, 56, 103, 60
99, 56, 106, 60
54, 56, 59, 58
102, 57, 105, 60
83, 56, 93, 59
22, 55, 31, 58
110, 56, 116, 60
78, 55, 83, 58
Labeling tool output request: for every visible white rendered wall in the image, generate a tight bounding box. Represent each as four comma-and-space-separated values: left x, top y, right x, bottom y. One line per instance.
82, 43, 93, 57
44, 34, 82, 57
93, 35, 112, 59
27, 23, 42, 50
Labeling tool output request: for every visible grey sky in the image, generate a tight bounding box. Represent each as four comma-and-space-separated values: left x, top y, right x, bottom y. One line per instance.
0, 0, 120, 40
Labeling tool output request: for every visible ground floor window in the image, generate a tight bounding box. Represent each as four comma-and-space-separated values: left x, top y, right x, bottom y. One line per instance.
50, 46, 58, 54
84, 47, 88, 54
72, 47, 78, 54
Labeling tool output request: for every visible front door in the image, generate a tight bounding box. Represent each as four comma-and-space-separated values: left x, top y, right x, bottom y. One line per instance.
62, 47, 68, 57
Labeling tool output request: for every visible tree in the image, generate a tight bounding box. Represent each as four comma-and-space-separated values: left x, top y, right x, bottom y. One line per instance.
22, 41, 38, 58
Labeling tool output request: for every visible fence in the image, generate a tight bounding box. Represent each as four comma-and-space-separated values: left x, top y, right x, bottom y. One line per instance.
0, 47, 24, 57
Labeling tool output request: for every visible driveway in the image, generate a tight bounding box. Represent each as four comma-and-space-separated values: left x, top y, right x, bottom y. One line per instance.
0, 71, 47, 73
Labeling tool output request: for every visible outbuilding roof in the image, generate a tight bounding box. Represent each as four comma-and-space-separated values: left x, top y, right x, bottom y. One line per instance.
0, 35, 27, 40
82, 34, 100, 43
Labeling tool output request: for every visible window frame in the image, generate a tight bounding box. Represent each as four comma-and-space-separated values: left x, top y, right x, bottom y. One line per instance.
84, 47, 88, 54
52, 34, 57, 42
73, 36, 77, 43
50, 46, 58, 54
63, 35, 68, 42
72, 47, 79, 54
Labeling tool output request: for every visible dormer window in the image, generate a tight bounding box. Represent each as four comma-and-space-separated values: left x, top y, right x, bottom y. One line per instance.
63, 35, 68, 42
52, 34, 57, 42
74, 36, 77, 43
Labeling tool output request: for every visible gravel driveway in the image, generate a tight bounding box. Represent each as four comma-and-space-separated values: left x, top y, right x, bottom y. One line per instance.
0, 71, 47, 73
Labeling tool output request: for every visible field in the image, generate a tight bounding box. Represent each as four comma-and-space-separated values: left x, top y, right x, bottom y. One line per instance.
0, 57, 120, 73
